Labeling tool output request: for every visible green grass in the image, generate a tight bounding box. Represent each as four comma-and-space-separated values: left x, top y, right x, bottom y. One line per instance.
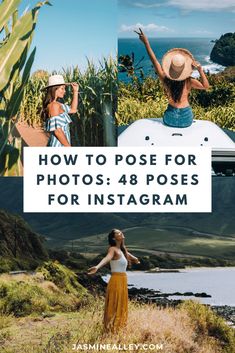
0, 299, 234, 353
181, 301, 235, 353
66, 226, 235, 260
0, 261, 234, 352
0, 262, 90, 317
38, 261, 88, 297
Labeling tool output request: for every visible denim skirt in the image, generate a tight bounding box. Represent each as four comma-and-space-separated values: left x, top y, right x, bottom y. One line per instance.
163, 104, 194, 128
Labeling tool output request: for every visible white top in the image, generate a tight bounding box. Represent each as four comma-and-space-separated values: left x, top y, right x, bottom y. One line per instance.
118, 118, 235, 149
110, 251, 128, 273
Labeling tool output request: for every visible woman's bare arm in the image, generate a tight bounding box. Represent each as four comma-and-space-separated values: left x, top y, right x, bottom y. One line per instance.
191, 61, 210, 90
88, 247, 115, 274
135, 28, 165, 81
127, 251, 140, 264
69, 82, 79, 114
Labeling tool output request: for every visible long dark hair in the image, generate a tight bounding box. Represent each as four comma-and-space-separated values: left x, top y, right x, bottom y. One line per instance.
108, 229, 128, 259
164, 77, 189, 103
41, 85, 61, 121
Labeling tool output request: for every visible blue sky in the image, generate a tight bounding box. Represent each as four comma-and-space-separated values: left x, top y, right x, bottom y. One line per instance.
118, 0, 235, 38
19, 0, 117, 72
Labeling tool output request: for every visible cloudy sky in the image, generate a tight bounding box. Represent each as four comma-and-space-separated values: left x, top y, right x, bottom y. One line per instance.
19, 0, 116, 72
119, 0, 235, 38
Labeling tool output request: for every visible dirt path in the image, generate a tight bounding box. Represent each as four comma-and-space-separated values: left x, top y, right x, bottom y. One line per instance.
1, 313, 77, 352
10, 123, 48, 175
15, 123, 48, 147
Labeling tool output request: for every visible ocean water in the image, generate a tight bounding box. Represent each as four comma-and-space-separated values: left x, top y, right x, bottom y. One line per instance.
118, 38, 225, 81
104, 268, 235, 306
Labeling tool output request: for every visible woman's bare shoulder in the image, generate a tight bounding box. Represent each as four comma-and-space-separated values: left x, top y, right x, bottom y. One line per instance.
48, 101, 63, 117
188, 77, 205, 90
108, 246, 120, 255
107, 247, 116, 259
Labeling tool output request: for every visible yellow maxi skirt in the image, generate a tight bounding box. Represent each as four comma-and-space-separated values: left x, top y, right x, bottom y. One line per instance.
104, 272, 128, 332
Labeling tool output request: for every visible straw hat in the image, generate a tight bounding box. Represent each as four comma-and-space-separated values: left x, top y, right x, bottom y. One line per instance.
162, 48, 194, 81
42, 74, 69, 90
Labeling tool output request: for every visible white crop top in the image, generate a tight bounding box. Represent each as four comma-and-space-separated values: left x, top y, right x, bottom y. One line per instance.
110, 251, 128, 273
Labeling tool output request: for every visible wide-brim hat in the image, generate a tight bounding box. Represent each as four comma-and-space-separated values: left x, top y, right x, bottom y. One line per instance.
162, 48, 194, 81
42, 74, 70, 90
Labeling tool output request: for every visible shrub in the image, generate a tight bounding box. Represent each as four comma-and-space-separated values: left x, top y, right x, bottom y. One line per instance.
0, 263, 91, 317
191, 81, 235, 108
181, 300, 235, 353
0, 281, 48, 316
117, 74, 235, 131
37, 261, 87, 298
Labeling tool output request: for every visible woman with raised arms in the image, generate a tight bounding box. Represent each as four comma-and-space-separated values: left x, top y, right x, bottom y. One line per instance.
88, 228, 140, 332
135, 28, 210, 128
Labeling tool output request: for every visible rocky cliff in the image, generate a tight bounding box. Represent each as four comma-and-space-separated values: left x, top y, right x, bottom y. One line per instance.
210, 33, 235, 66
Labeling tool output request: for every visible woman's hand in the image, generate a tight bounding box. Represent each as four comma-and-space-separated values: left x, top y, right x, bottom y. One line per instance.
191, 60, 210, 89
134, 28, 165, 81
71, 82, 79, 92
87, 266, 98, 275
69, 82, 79, 114
192, 60, 202, 71
134, 28, 149, 45
133, 258, 140, 264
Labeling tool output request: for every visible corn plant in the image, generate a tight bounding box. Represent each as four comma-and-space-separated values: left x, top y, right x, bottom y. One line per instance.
0, 0, 51, 176
62, 57, 117, 146
19, 71, 48, 127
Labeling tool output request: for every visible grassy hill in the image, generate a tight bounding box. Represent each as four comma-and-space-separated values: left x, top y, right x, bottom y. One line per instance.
66, 225, 235, 260
0, 177, 235, 260
0, 210, 48, 272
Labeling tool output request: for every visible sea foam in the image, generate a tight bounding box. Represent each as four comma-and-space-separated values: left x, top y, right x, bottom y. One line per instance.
192, 56, 225, 78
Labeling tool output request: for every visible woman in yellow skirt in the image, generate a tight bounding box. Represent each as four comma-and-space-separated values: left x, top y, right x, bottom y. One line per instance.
88, 229, 140, 332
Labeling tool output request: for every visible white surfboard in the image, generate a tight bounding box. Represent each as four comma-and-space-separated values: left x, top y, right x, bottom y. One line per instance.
118, 118, 235, 149
118, 118, 235, 175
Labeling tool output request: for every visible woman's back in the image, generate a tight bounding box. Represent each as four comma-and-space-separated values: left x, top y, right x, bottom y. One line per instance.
136, 29, 210, 127
164, 77, 192, 108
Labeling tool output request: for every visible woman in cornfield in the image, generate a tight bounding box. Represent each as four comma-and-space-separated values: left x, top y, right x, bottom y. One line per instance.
41, 74, 79, 146
135, 28, 210, 128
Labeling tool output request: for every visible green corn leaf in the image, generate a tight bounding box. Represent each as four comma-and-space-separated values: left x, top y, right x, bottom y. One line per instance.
0, 0, 21, 33
86, 86, 97, 96
0, 1, 47, 91
3, 24, 10, 37
10, 46, 29, 84
7, 47, 36, 119
36, 1, 53, 7
0, 48, 36, 156
12, 9, 18, 29
0, 142, 20, 176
